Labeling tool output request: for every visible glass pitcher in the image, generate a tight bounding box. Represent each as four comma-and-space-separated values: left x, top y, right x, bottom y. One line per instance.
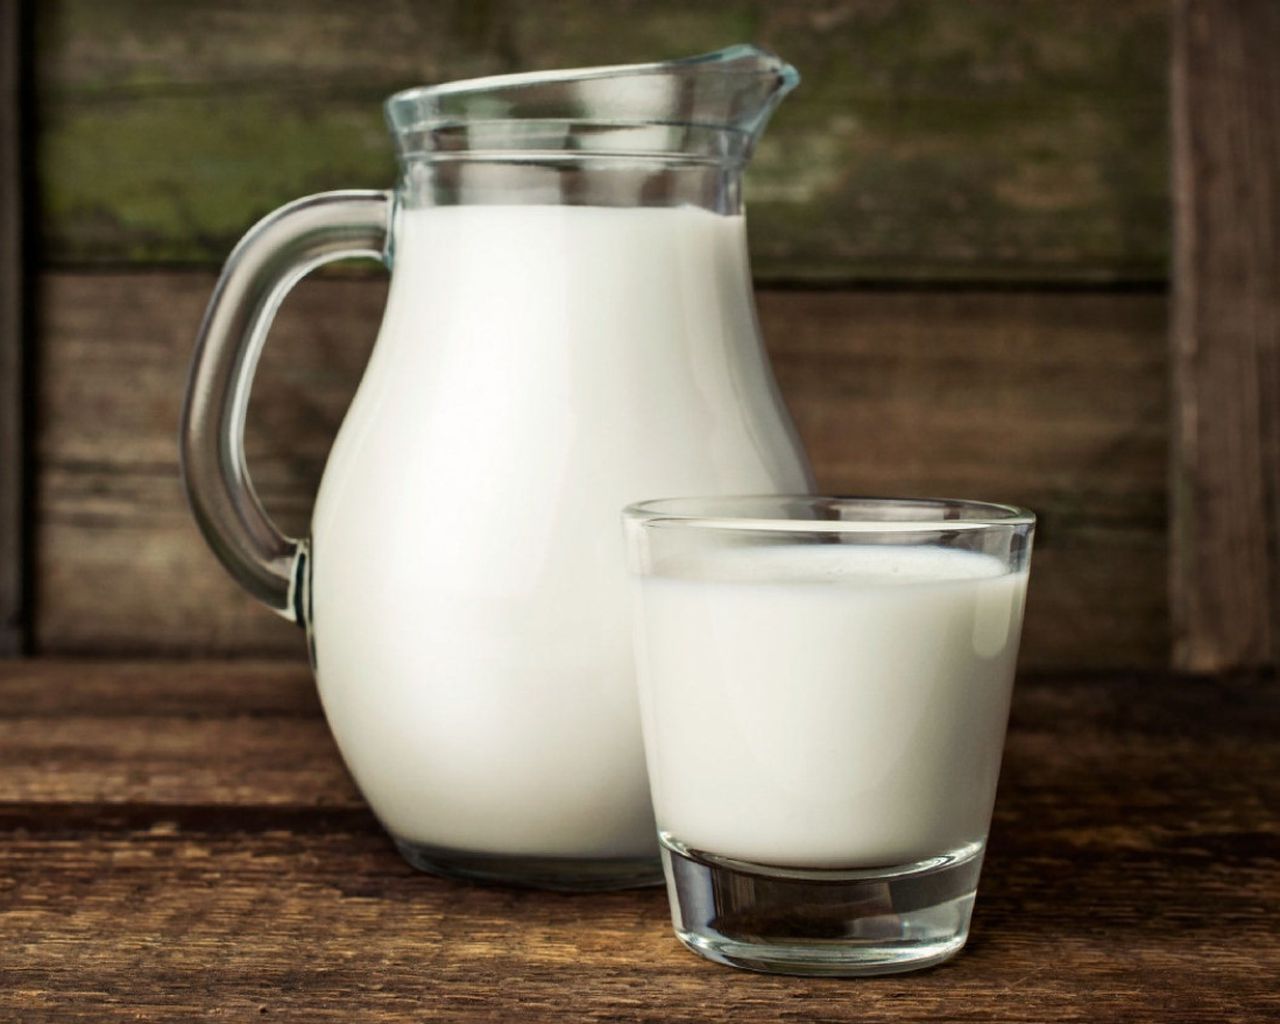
180, 45, 813, 890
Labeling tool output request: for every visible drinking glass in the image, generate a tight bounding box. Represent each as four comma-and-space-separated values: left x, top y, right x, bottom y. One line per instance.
624, 496, 1034, 975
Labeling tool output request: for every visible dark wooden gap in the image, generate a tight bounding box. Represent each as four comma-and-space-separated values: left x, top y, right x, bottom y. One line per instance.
0, 0, 25, 655
35, 265, 1175, 295
1171, 0, 1280, 672
721, 279, 1172, 295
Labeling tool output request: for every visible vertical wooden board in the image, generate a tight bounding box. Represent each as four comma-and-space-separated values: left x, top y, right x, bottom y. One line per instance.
0, 0, 24, 655
1171, 0, 1280, 671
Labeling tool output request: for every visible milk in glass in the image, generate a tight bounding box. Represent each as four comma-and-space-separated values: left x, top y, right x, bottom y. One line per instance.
633, 544, 1028, 868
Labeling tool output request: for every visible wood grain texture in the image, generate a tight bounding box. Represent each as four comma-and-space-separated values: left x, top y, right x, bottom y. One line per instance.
1171, 0, 1280, 672
0, 659, 1276, 1021
33, 272, 1168, 667
0, 0, 23, 655
32, 0, 1169, 282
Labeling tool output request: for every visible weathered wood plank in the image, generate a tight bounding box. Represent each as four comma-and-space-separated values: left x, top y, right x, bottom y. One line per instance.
1170, 0, 1280, 672
0, 661, 356, 809
0, 0, 23, 655
756, 289, 1170, 669
33, 0, 1170, 282
32, 273, 1168, 667
3, 661, 1274, 822
0, 661, 1276, 1021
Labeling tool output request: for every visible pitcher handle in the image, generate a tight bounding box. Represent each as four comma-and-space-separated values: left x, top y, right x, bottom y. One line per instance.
180, 190, 393, 622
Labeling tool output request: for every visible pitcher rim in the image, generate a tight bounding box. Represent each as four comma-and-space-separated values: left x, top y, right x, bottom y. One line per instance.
386, 44, 798, 115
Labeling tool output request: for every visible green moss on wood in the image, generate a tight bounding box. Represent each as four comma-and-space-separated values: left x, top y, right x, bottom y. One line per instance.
35, 0, 1170, 281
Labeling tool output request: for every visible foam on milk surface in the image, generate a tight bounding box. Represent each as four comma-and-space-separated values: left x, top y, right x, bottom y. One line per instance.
633, 544, 1027, 868
656, 542, 1010, 584
307, 204, 811, 858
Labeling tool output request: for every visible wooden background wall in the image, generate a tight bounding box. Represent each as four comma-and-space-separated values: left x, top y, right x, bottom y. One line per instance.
5, 1, 1275, 671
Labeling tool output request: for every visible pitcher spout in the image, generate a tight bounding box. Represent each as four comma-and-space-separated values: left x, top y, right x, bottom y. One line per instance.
671, 44, 800, 146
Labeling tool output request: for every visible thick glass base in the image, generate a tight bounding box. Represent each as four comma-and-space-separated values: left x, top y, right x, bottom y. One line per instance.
394, 837, 663, 892
660, 834, 984, 976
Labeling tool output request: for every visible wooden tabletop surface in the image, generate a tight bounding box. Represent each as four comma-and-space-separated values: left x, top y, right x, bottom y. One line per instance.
1, 660, 1276, 1022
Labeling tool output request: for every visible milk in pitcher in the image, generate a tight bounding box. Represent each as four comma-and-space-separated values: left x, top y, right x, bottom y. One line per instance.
310, 205, 811, 859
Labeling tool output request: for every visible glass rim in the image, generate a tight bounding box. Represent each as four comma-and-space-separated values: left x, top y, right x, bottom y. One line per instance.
623, 495, 1036, 534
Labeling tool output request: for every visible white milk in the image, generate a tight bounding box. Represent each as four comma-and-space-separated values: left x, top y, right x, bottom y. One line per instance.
633, 545, 1028, 868
307, 205, 811, 858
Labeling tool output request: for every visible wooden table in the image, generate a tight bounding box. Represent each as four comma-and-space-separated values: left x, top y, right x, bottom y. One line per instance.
2, 661, 1276, 1021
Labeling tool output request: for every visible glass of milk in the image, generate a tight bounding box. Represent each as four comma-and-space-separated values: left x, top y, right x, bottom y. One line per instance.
624, 495, 1034, 975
